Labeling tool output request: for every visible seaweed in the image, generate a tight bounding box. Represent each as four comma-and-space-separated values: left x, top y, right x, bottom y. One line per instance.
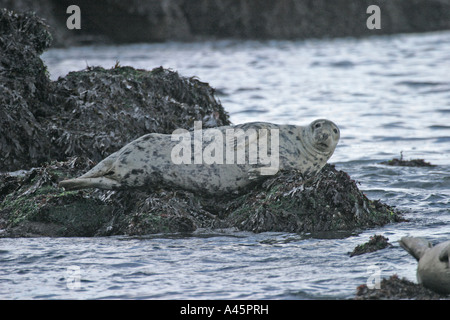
0, 160, 404, 238
223, 165, 403, 233
380, 152, 435, 167
0, 157, 117, 237
355, 274, 449, 300
44, 65, 230, 165
349, 234, 392, 257
0, 10, 229, 172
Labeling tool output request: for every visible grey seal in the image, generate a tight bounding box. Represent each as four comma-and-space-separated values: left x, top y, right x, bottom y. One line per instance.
400, 236, 450, 294
59, 119, 340, 195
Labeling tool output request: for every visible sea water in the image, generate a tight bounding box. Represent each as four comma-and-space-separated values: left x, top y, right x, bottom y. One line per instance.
1, 31, 449, 299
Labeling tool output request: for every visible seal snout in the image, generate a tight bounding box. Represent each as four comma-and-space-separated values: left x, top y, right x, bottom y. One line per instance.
319, 132, 330, 142
316, 132, 332, 149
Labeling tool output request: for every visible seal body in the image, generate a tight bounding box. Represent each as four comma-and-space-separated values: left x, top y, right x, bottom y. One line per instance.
59, 119, 340, 195
400, 236, 450, 294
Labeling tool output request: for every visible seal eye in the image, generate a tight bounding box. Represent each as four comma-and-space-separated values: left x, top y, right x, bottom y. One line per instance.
314, 123, 321, 129
333, 128, 338, 134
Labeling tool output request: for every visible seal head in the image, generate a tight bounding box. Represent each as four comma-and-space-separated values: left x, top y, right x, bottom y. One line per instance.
306, 119, 340, 155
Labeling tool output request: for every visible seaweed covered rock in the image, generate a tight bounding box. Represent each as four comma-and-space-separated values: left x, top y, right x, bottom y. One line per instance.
355, 274, 449, 300
380, 158, 435, 167
349, 235, 392, 257
380, 152, 435, 167
0, 161, 403, 237
0, 9, 53, 171
45, 65, 230, 164
0, 8, 229, 172
0, 157, 116, 237
120, 189, 225, 235
223, 165, 402, 233
0, 156, 222, 237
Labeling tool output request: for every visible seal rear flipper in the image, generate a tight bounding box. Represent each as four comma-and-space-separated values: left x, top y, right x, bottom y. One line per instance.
77, 151, 119, 179
399, 236, 433, 261
59, 177, 121, 190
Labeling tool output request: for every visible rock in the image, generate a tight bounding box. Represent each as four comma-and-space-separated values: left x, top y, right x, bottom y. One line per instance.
0, 9, 53, 171
223, 165, 403, 233
0, 161, 403, 237
2, 0, 450, 46
0, 157, 117, 237
349, 235, 392, 257
45, 65, 229, 166
0, 9, 229, 172
380, 152, 435, 167
355, 274, 449, 300
0, 0, 77, 47
380, 158, 435, 167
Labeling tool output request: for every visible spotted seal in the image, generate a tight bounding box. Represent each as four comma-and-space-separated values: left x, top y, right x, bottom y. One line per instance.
400, 236, 450, 294
59, 119, 340, 195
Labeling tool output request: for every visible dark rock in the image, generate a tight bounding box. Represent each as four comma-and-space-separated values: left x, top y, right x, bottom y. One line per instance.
0, 0, 79, 47
0, 9, 229, 172
50, 0, 192, 44
380, 152, 435, 167
45, 65, 229, 165
355, 274, 449, 300
3, 0, 450, 47
0, 9, 53, 170
223, 165, 403, 233
0, 157, 116, 237
349, 234, 392, 257
381, 157, 435, 167
0, 161, 404, 237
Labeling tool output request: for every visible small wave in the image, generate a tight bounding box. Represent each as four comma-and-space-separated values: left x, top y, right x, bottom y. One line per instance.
310, 60, 355, 68
435, 136, 450, 143
373, 136, 431, 142
428, 125, 450, 130
396, 81, 447, 87
329, 60, 355, 68
231, 108, 268, 115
